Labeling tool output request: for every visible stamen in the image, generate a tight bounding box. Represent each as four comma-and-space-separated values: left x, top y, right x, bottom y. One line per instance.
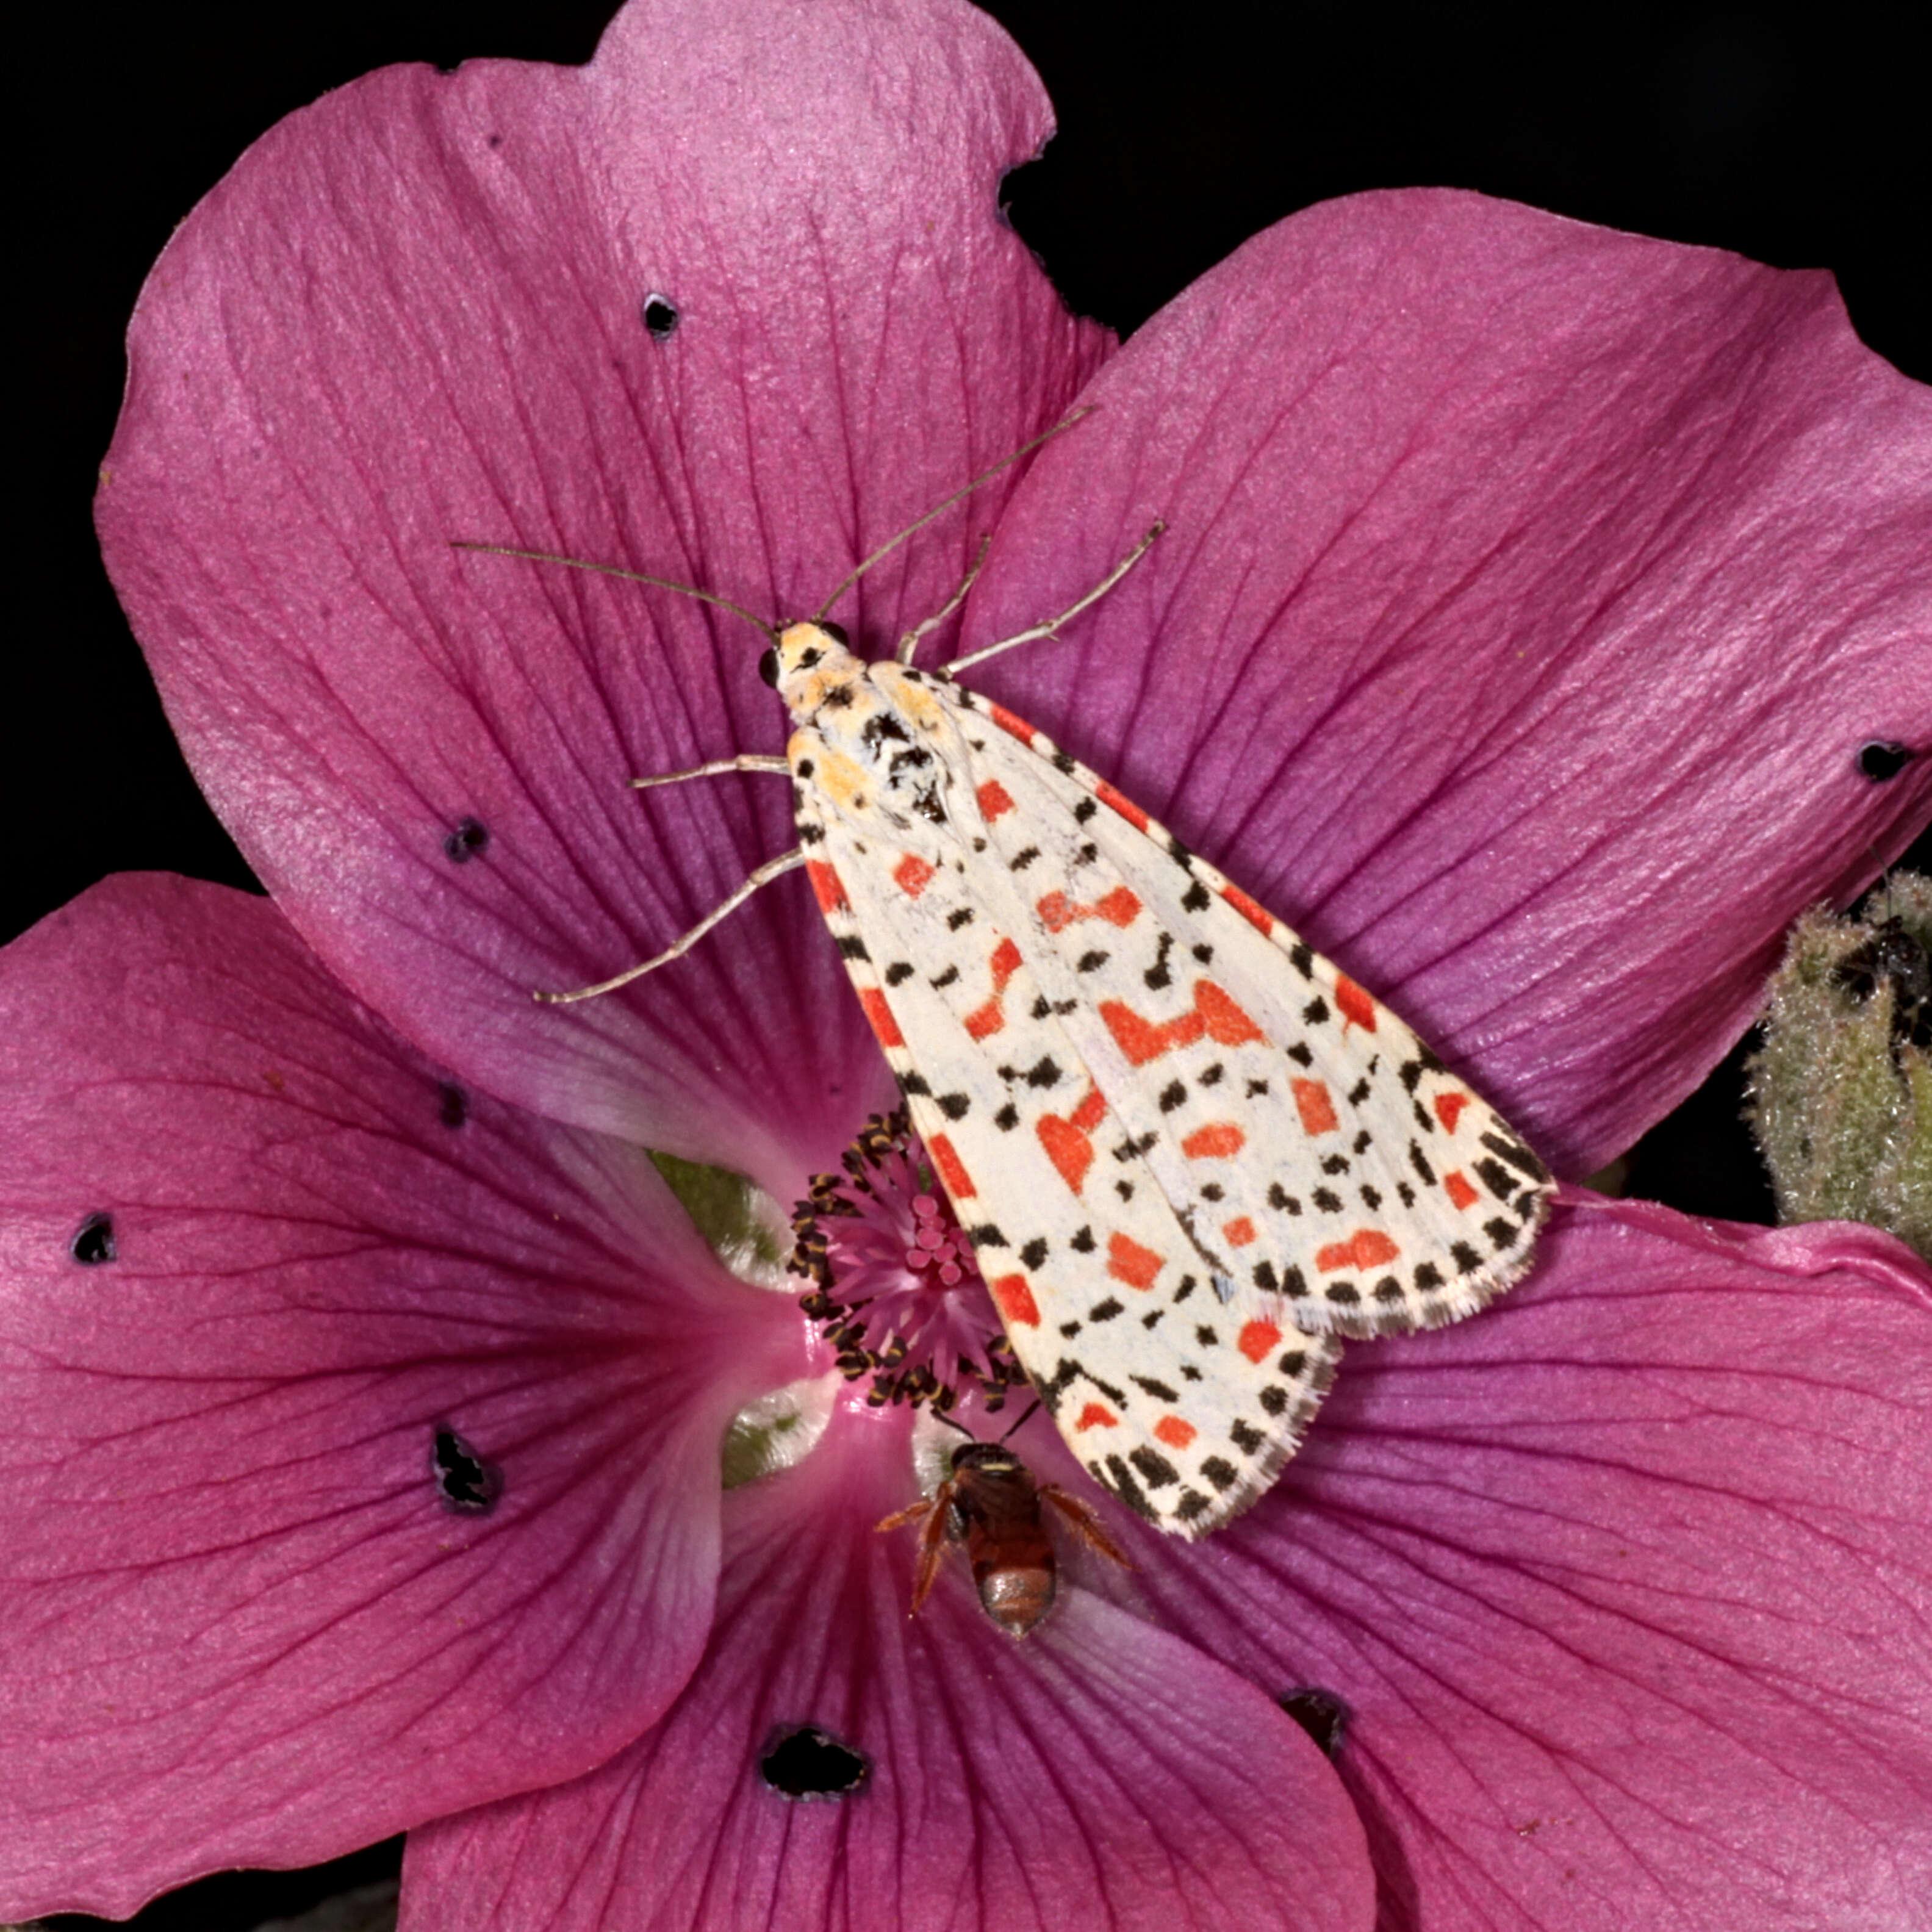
792, 1108, 1025, 1411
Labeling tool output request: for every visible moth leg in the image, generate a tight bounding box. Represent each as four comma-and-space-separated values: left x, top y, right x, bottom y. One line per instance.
896, 532, 993, 665
533, 847, 806, 1004
632, 755, 791, 789
944, 521, 1166, 677
1041, 1486, 1134, 1571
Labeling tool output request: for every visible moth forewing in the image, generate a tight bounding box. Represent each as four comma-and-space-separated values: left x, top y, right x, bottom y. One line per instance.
939, 683, 1554, 1341
788, 662, 1347, 1536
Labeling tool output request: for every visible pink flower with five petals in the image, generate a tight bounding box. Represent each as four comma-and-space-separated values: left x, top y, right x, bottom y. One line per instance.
5, 1, 1932, 1927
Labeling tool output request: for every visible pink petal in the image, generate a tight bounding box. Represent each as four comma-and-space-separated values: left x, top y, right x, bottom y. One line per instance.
0, 875, 808, 1920
96, 0, 1107, 1188
965, 189, 1932, 1176
401, 1400, 1376, 1932
1118, 1195, 1932, 1930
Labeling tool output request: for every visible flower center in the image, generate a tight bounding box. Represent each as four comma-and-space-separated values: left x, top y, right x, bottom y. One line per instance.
792, 1108, 1023, 1412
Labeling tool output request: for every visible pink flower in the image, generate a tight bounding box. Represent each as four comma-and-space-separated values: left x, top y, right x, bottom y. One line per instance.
6, 0, 1931, 1926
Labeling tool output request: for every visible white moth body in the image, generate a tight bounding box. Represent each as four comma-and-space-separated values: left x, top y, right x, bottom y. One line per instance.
769, 618, 1551, 1537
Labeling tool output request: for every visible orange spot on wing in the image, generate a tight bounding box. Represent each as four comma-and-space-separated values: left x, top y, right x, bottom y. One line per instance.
1100, 1000, 1171, 1065
1071, 1087, 1107, 1132
1317, 1230, 1402, 1273
1036, 1113, 1095, 1195
1107, 1232, 1164, 1290
1036, 886, 1142, 932
1221, 1217, 1257, 1248
1292, 1077, 1338, 1135
1181, 1122, 1245, 1160
858, 986, 903, 1049
1444, 1170, 1478, 1210
1094, 779, 1151, 832
806, 860, 848, 913
964, 1000, 1004, 1041
976, 778, 1015, 822
961, 937, 1026, 1040
1074, 1402, 1118, 1432
1335, 974, 1377, 1032
964, 936, 1024, 1039
1101, 980, 1265, 1068
1435, 1091, 1471, 1132
927, 1132, 975, 1199
988, 703, 1036, 746
1154, 1416, 1198, 1449
892, 853, 935, 898
989, 1273, 1040, 1328
1221, 882, 1274, 935
1196, 980, 1265, 1047
1237, 1319, 1282, 1363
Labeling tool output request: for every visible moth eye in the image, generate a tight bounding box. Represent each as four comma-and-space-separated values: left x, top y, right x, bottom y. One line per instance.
759, 647, 781, 688
819, 621, 850, 647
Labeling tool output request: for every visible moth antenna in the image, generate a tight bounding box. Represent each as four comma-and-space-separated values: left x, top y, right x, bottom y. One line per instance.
812, 408, 1095, 622
930, 1408, 975, 1440
451, 542, 780, 644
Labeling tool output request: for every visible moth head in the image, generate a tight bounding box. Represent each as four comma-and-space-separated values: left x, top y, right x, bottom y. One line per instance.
763, 619, 860, 714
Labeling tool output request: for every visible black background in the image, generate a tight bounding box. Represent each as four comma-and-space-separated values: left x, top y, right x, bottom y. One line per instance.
17, 2, 1930, 1925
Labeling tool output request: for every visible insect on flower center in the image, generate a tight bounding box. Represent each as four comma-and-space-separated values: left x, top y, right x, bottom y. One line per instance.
791, 1108, 1026, 1412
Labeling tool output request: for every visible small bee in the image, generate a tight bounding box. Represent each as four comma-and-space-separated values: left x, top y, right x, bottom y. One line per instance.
877, 1430, 1132, 1637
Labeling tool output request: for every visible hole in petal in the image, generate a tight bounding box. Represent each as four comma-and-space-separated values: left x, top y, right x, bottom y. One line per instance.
70, 1212, 116, 1265
442, 817, 489, 863
1857, 741, 1914, 781
1278, 1687, 1348, 1759
641, 293, 680, 340
433, 1428, 500, 1513
486, 132, 503, 149
759, 1724, 869, 1800
438, 1082, 469, 1129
